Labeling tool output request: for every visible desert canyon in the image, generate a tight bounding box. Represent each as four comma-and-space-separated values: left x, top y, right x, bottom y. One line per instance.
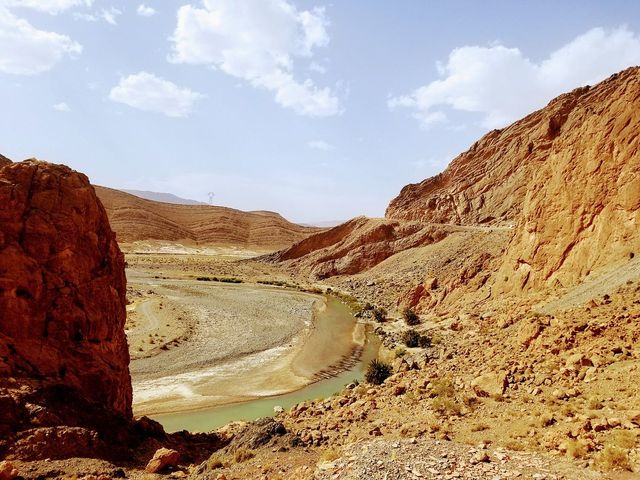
1, 67, 639, 480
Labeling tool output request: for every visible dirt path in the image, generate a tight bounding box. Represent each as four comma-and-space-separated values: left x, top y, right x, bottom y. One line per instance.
536, 257, 640, 314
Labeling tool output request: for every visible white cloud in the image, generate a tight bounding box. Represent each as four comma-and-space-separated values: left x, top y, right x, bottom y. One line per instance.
169, 0, 341, 117
109, 71, 204, 118
53, 101, 70, 112
137, 4, 155, 17
389, 26, 640, 129
73, 7, 122, 24
101, 6, 120, 24
308, 139, 334, 151
1, 0, 93, 15
309, 61, 326, 74
0, 7, 82, 75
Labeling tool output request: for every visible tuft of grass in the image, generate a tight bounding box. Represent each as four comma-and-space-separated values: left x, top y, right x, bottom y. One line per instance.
373, 307, 387, 323
233, 448, 255, 463
402, 329, 421, 348
207, 455, 225, 469
320, 446, 342, 462
562, 439, 589, 459
595, 444, 632, 471
365, 359, 392, 385
403, 308, 420, 326
609, 430, 637, 449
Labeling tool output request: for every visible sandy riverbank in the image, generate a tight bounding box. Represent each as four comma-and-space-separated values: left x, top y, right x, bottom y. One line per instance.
126, 266, 359, 417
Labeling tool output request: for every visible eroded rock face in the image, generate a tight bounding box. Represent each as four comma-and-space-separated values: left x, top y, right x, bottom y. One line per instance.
387, 67, 640, 293
0, 160, 132, 418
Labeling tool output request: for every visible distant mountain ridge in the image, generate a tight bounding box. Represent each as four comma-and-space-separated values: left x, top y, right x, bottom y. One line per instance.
95, 186, 322, 249
122, 189, 207, 206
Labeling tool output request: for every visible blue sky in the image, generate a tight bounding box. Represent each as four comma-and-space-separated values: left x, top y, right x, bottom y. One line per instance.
1, 1, 639, 223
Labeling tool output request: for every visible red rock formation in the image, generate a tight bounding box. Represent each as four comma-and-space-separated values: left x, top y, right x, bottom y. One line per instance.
266, 217, 451, 278
387, 67, 640, 292
0, 160, 132, 418
269, 67, 640, 298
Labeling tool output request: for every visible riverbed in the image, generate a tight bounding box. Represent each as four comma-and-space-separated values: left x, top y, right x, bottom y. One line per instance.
126, 269, 377, 430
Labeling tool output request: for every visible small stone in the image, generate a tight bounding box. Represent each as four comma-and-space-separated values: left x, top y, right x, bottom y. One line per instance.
471, 451, 490, 464
0, 462, 18, 480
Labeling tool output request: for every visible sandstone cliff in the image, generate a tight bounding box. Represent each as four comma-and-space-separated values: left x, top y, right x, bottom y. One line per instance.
387, 67, 640, 293
0, 160, 133, 458
95, 186, 321, 249
270, 67, 640, 298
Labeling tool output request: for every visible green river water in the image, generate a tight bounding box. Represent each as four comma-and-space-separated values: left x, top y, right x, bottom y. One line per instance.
151, 295, 380, 433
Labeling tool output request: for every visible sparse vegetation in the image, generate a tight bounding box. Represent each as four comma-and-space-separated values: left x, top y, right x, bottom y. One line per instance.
373, 307, 387, 322
403, 307, 420, 326
320, 446, 342, 462
595, 444, 632, 471
401, 329, 431, 348
365, 359, 392, 385
196, 276, 243, 283
395, 347, 407, 358
233, 448, 255, 463
402, 329, 421, 347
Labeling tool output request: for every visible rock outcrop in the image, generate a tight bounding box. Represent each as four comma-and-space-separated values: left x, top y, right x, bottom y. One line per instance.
0, 160, 132, 457
387, 67, 640, 293
264, 217, 452, 278
270, 67, 640, 297
95, 186, 321, 249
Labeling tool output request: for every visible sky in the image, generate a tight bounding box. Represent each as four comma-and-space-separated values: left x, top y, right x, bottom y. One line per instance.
1, 1, 640, 224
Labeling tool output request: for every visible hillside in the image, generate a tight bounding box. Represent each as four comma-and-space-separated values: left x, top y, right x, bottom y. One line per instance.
268, 67, 640, 305
387, 67, 640, 294
95, 186, 322, 249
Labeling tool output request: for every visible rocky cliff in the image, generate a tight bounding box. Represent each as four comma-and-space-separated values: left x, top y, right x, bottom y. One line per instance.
387, 67, 640, 293
271, 67, 640, 298
95, 186, 321, 249
0, 160, 133, 457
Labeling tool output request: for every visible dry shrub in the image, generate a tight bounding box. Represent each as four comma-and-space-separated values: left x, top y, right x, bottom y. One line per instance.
561, 439, 589, 459
595, 444, 632, 471
320, 446, 342, 462
233, 448, 255, 463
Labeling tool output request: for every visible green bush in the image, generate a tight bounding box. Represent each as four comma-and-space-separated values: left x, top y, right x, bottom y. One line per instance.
403, 307, 420, 326
365, 359, 392, 385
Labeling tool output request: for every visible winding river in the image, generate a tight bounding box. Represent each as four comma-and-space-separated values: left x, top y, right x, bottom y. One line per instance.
127, 274, 379, 433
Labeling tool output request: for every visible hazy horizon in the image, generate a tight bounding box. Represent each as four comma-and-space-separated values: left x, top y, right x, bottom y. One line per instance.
2, 0, 640, 223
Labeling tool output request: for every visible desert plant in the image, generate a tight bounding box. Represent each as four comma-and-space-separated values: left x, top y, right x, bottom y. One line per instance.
595, 444, 632, 471
365, 359, 392, 385
403, 307, 420, 326
233, 448, 255, 463
418, 334, 432, 348
373, 307, 387, 323
395, 347, 407, 358
402, 329, 421, 348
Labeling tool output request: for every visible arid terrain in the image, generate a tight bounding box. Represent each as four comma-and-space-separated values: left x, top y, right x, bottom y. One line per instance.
95, 186, 322, 248
0, 66, 639, 480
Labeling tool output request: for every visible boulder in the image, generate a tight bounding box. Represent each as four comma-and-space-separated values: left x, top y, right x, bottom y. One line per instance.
0, 461, 18, 480
471, 372, 508, 398
145, 447, 180, 473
